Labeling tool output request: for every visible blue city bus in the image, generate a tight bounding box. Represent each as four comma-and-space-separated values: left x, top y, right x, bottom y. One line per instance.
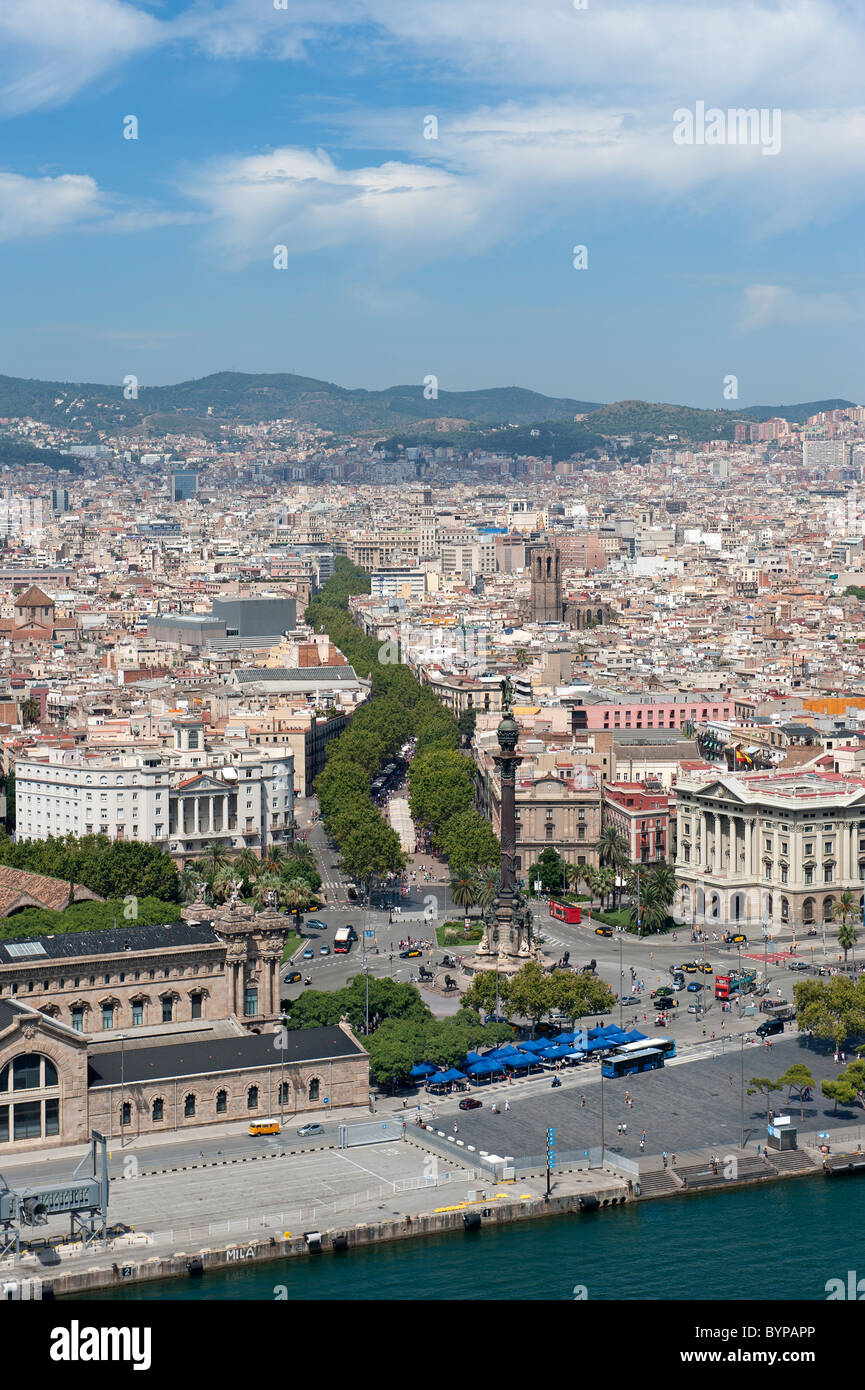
615, 1036, 677, 1060
602, 1047, 663, 1079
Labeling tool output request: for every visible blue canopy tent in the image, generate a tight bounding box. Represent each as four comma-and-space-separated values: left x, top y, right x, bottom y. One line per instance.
485, 1045, 522, 1059
427, 1068, 467, 1086
518, 1038, 551, 1052
503, 1053, 536, 1070
410, 1062, 437, 1079
617, 1030, 648, 1044
551, 1031, 577, 1043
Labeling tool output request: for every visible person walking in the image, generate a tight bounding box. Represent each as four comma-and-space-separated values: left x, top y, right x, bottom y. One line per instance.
729, 1073, 734, 1086
580, 1094, 586, 1108
662, 1151, 668, 1169
641, 1130, 647, 1145
505, 1099, 510, 1113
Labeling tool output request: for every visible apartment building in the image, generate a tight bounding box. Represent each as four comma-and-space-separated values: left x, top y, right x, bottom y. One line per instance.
603, 781, 671, 863
15, 718, 294, 863
675, 768, 865, 933
477, 761, 602, 878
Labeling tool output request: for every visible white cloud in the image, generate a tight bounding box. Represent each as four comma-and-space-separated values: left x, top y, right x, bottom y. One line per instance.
0, 171, 105, 241
0, 0, 163, 114
740, 284, 864, 331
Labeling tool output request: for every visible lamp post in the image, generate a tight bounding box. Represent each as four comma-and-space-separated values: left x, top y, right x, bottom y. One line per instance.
118, 1032, 125, 1149
740, 1030, 746, 1149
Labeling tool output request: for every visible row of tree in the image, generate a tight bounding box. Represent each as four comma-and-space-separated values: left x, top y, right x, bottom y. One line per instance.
748, 1059, 865, 1120
408, 745, 499, 876
306, 560, 495, 888
280, 970, 514, 1086
463, 961, 616, 1034
794, 974, 865, 1046
0, 833, 181, 902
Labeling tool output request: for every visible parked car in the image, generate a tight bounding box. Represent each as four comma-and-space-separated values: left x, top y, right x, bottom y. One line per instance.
297, 1122, 325, 1137
459, 1097, 482, 1111
302, 948, 315, 960
285, 970, 302, 984
306, 919, 328, 931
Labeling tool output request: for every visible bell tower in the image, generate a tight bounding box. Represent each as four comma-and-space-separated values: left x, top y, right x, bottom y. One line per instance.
530, 546, 562, 623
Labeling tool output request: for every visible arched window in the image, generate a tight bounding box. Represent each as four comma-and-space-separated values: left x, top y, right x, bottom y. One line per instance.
780, 896, 789, 921
216, 1089, 227, 1114
152, 1098, 164, 1123
121, 1101, 131, 1127
308, 1077, 320, 1103
0, 1054, 58, 1092
278, 1082, 290, 1105
247, 1086, 259, 1110
184, 1093, 196, 1119
823, 896, 835, 921
803, 898, 815, 924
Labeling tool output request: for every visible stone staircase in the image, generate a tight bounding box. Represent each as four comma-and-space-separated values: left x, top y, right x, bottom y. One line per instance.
635, 1169, 681, 1199
674, 1153, 773, 1191
765, 1148, 821, 1175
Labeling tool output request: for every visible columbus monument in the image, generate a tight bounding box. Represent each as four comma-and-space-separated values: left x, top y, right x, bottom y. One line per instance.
472, 682, 539, 974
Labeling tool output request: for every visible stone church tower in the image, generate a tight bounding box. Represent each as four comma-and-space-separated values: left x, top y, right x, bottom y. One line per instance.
530, 546, 563, 623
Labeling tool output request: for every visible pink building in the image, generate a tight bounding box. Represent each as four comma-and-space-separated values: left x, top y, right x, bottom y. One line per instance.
603, 781, 671, 864
577, 696, 734, 733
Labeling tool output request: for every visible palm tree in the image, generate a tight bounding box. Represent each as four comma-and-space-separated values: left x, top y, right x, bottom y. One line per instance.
211, 864, 238, 903
451, 870, 477, 928
630, 879, 666, 936
261, 844, 286, 875
178, 866, 205, 903
832, 892, 859, 964
596, 865, 616, 912
281, 876, 316, 934
650, 861, 679, 913
473, 867, 499, 913
232, 848, 260, 882
21, 696, 41, 726
596, 826, 629, 907
199, 841, 231, 877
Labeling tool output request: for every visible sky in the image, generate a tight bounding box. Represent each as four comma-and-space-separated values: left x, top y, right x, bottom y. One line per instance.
1, 0, 864, 408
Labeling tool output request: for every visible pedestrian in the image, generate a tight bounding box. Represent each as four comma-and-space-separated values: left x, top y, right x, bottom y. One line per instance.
453, 1122, 458, 1135
671, 1153, 676, 1166
639, 1139, 645, 1152
621, 1123, 627, 1135
580, 1094, 586, 1108
403, 1098, 407, 1109
842, 1051, 847, 1064
662, 1151, 668, 1169
641, 1130, 647, 1144
729, 1073, 733, 1086
505, 1100, 510, 1112
617, 1123, 622, 1136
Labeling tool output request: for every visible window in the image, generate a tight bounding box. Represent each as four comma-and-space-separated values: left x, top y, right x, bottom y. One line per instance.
121, 1101, 131, 1127
102, 1003, 115, 1030
545, 825, 554, 840
162, 997, 174, 1024
152, 1098, 164, 1123
805, 842, 814, 856
824, 865, 834, 883
244, 987, 258, 1017
184, 1093, 196, 1119
805, 866, 813, 885
216, 1089, 227, 1114
71, 1006, 84, 1032
191, 993, 202, 1020
132, 1002, 143, 1027
0, 1055, 58, 1092
308, 1078, 320, 1103
247, 1086, 259, 1110
279, 1082, 290, 1105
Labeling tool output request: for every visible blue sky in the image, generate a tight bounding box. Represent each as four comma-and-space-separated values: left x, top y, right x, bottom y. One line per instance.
2, 0, 864, 408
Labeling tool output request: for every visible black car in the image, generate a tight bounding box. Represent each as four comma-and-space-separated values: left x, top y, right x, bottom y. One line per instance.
285, 970, 302, 984
756, 1017, 784, 1037
400, 948, 422, 959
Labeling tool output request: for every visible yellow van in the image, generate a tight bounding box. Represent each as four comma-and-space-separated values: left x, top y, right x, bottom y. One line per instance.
249, 1119, 280, 1137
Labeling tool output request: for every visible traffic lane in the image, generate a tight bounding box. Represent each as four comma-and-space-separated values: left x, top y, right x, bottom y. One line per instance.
6, 1126, 341, 1191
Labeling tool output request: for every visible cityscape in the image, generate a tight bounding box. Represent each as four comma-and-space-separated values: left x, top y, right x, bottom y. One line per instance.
0, 0, 862, 1351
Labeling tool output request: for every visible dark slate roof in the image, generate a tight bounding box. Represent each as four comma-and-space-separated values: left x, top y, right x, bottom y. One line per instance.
0, 998, 21, 1031
233, 666, 357, 682
0, 920, 219, 965
87, 1026, 364, 1087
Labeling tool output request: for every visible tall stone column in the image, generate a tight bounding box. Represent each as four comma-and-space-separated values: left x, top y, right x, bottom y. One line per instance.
194, 797, 200, 836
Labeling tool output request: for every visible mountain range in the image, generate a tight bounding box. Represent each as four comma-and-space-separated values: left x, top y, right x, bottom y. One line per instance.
0, 371, 855, 443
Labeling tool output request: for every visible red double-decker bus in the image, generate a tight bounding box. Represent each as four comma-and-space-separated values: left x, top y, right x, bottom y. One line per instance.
548, 899, 581, 925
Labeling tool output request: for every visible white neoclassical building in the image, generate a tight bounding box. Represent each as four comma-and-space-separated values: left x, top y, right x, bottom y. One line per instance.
675, 768, 865, 935
15, 719, 294, 864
